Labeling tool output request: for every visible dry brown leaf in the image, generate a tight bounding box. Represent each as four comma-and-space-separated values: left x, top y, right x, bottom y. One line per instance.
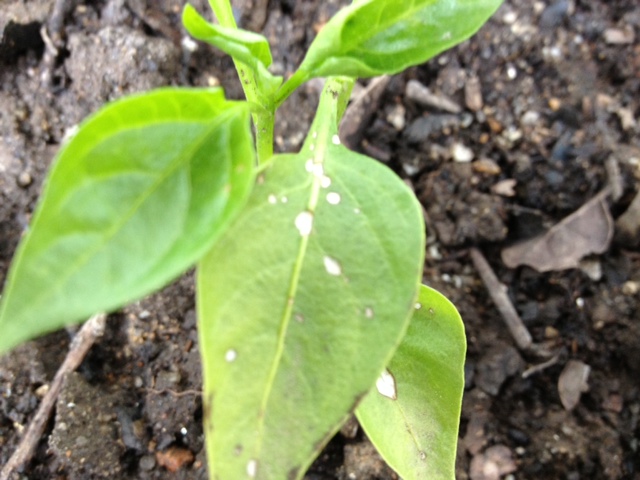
502, 192, 613, 271
558, 360, 591, 411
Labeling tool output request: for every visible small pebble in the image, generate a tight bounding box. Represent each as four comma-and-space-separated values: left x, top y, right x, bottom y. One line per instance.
385, 103, 406, 130
139, 455, 156, 471
17, 171, 32, 187
622, 281, 639, 295
452, 142, 474, 162
472, 158, 501, 175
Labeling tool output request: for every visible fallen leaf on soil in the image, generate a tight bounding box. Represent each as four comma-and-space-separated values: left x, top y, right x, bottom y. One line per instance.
501, 193, 613, 271
469, 445, 517, 480
558, 360, 591, 411
615, 190, 640, 248
155, 446, 194, 472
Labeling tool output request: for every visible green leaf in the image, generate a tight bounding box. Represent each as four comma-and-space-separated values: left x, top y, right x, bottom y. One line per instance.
183, 4, 281, 97
299, 0, 503, 78
356, 285, 466, 480
183, 4, 272, 67
196, 78, 425, 479
0, 88, 255, 352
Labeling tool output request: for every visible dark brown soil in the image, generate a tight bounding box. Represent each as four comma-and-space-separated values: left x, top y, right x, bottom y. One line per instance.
1, 0, 639, 479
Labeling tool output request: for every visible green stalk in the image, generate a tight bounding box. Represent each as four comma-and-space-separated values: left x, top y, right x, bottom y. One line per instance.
207, 0, 237, 28
208, 0, 275, 164
274, 69, 311, 108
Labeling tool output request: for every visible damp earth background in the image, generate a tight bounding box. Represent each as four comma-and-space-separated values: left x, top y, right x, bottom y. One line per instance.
1, 0, 639, 479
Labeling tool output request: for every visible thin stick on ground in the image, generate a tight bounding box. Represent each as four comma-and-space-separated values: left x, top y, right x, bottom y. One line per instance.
469, 247, 533, 351
40, 0, 70, 88
0, 313, 106, 480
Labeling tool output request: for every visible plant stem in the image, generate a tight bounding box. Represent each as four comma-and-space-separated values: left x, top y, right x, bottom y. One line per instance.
207, 0, 275, 163
274, 69, 310, 108
253, 108, 274, 163
207, 0, 237, 28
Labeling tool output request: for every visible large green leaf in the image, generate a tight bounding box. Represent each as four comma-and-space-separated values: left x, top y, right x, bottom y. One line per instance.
0, 88, 255, 352
196, 78, 425, 479
299, 0, 503, 78
356, 285, 466, 480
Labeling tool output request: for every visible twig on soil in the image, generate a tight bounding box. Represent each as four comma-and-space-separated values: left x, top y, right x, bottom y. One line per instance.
469, 247, 533, 352
522, 352, 562, 379
0, 313, 106, 480
144, 388, 202, 397
40, 0, 69, 88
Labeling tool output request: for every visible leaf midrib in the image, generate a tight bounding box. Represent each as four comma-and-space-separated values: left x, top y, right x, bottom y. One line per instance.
252, 129, 330, 463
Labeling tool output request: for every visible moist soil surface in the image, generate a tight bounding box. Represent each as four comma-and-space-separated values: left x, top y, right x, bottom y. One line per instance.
1, 1, 639, 479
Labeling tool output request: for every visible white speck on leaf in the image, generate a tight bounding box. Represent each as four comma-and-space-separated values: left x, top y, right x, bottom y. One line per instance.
354, 208, 361, 214
309, 144, 315, 151
247, 459, 257, 478
280, 196, 288, 203
364, 307, 374, 319
428, 307, 435, 315
326, 192, 341, 205
332, 134, 341, 145
268, 194, 277, 204
295, 211, 314, 236
415, 302, 422, 310
225, 349, 237, 362
312, 131, 318, 139
295, 313, 304, 323
323, 256, 342, 276
376, 369, 397, 400
305, 158, 324, 178
321, 176, 331, 188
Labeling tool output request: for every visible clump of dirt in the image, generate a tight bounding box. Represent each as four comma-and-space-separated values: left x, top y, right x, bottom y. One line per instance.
1, 0, 639, 479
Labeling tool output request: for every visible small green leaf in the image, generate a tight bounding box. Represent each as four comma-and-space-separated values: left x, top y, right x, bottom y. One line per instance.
299, 0, 503, 78
183, 4, 272, 67
0, 88, 255, 352
356, 285, 466, 480
196, 78, 425, 479
183, 4, 281, 97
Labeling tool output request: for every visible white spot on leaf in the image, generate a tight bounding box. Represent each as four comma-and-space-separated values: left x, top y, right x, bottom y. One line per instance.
415, 302, 422, 310
225, 349, 237, 362
268, 194, 277, 204
364, 307, 374, 319
247, 459, 257, 478
305, 158, 324, 178
280, 196, 288, 203
332, 134, 341, 145
321, 176, 332, 188
323, 256, 342, 276
354, 208, 361, 214
295, 211, 314, 236
376, 369, 397, 400
295, 313, 304, 323
326, 192, 341, 205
